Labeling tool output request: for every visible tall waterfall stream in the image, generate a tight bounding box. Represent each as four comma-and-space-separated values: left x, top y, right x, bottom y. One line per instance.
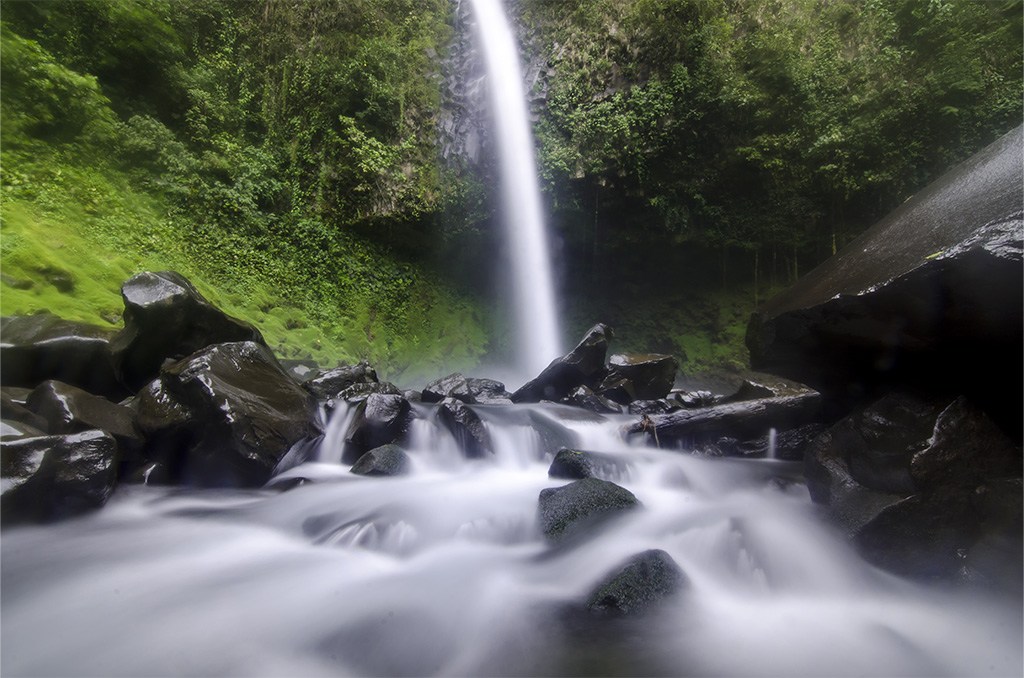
3, 402, 1021, 676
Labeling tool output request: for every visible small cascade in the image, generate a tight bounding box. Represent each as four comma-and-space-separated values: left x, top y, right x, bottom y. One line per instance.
3, 399, 1021, 677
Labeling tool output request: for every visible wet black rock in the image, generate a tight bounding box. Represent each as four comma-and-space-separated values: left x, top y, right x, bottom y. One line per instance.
134, 341, 322, 488
466, 377, 513, 405
603, 354, 678, 401
1, 429, 118, 524
303, 361, 378, 400
423, 373, 474, 403
804, 392, 1022, 584
437, 397, 493, 459
512, 324, 614, 403
565, 385, 622, 414
747, 126, 1024, 431
909, 396, 1019, 491
538, 477, 640, 543
586, 549, 687, 618
592, 375, 635, 406
331, 380, 403, 406
0, 314, 126, 400
1, 387, 49, 434
350, 444, 412, 477
25, 380, 142, 456
110, 271, 266, 392
548, 449, 630, 482
342, 394, 413, 463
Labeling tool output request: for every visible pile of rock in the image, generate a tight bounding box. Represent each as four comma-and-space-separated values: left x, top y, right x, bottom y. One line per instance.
745, 126, 1024, 590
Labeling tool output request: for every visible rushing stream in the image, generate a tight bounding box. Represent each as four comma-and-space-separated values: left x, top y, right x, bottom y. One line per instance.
2, 403, 1021, 677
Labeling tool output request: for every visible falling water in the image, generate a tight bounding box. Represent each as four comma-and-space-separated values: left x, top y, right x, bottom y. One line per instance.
470, 0, 562, 377
3, 404, 1021, 677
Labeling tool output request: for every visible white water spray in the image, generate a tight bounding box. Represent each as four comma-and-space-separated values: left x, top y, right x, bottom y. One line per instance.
470, 0, 562, 377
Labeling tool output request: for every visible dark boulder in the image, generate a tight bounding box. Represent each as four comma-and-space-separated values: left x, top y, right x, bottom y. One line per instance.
548, 449, 630, 482
466, 377, 513, 405
0, 314, 126, 400
134, 341, 322, 488
422, 372, 474, 403
331, 380, 403, 406
586, 549, 687, 618
538, 477, 640, 543
604, 354, 678, 401
109, 271, 266, 391
565, 385, 622, 414
303, 361, 378, 400
909, 396, 1020, 491
25, 381, 142, 457
437, 397, 492, 459
592, 376, 635, 406
1, 387, 49, 433
350, 444, 412, 477
342, 393, 413, 462
746, 126, 1024, 432
512, 324, 614, 403
805, 392, 1022, 584
1, 430, 118, 524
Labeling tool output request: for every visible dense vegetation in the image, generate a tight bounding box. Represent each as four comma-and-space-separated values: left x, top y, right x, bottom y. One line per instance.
1, 0, 1020, 382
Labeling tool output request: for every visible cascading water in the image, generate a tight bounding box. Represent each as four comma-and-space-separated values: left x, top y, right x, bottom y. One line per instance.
470, 0, 562, 377
3, 403, 1021, 677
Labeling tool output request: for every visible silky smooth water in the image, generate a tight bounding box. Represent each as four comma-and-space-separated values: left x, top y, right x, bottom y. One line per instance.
3, 404, 1021, 677
470, 0, 562, 376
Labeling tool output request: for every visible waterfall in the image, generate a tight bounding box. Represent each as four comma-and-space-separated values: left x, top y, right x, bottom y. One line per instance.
470, 0, 562, 377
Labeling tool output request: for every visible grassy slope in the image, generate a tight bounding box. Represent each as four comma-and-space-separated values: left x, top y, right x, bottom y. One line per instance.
0, 149, 492, 386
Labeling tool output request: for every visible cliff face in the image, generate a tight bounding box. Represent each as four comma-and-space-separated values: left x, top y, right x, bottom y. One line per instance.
746, 126, 1024, 431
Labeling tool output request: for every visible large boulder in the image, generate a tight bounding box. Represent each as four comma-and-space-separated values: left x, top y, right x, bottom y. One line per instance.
1, 430, 119, 524
110, 271, 266, 391
548, 448, 630, 482
24, 381, 142, 457
585, 549, 688, 618
512, 324, 614, 403
341, 393, 413, 463
538, 477, 640, 543
746, 126, 1023, 431
134, 341, 322, 488
805, 392, 1021, 585
303, 361, 379, 400
602, 354, 678, 401
0, 314, 126, 400
436, 397, 493, 459
350, 444, 412, 477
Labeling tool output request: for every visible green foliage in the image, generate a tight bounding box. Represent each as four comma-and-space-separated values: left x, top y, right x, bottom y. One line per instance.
529, 0, 1023, 269
1, 1, 491, 383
